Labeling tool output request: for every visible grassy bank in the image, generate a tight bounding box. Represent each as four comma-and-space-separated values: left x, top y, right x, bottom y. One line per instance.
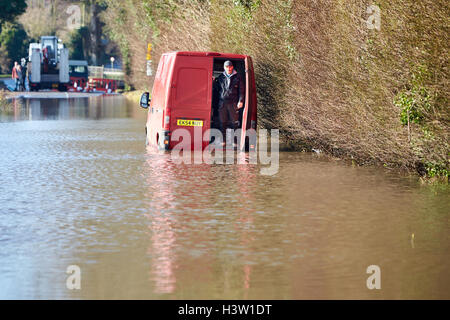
101, 0, 449, 179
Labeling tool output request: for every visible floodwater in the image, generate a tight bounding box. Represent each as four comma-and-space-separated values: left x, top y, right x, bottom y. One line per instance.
0, 96, 448, 299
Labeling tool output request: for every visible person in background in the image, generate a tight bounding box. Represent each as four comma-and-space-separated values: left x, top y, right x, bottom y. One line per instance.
20, 58, 28, 91
43, 46, 49, 73
11, 61, 22, 91
26, 61, 32, 88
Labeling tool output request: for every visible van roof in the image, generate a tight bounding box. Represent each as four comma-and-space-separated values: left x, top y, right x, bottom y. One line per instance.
165, 51, 248, 59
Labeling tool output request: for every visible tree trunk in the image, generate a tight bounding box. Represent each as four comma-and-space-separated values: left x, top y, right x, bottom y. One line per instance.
89, 1, 102, 65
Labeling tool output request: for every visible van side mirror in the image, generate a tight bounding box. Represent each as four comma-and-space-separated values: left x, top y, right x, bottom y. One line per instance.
140, 92, 150, 109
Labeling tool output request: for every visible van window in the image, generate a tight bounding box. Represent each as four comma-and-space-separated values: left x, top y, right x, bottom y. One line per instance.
175, 68, 208, 108
69, 65, 88, 77
151, 56, 167, 109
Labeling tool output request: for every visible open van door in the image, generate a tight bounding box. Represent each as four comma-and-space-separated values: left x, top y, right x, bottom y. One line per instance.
239, 56, 257, 151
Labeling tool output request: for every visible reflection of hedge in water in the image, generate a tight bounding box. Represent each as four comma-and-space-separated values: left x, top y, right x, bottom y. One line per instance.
101, 0, 449, 178
0, 91, 13, 117
0, 91, 8, 103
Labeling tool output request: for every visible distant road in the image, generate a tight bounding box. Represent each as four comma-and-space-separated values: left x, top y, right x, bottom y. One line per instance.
5, 91, 116, 99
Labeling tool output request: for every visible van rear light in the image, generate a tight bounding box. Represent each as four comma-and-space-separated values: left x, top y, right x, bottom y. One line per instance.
163, 130, 170, 150
164, 107, 171, 130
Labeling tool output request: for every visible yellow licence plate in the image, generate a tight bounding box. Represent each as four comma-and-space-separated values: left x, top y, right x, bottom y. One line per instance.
177, 119, 203, 127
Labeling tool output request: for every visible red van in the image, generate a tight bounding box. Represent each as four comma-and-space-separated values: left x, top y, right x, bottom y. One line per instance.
140, 51, 257, 151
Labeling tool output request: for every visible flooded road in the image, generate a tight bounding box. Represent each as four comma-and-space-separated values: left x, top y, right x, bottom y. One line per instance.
0, 96, 448, 299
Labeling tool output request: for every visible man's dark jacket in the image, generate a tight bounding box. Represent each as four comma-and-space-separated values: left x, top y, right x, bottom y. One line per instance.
213, 71, 245, 108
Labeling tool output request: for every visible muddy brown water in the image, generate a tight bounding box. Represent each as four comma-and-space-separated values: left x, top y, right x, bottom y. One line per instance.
0, 96, 448, 299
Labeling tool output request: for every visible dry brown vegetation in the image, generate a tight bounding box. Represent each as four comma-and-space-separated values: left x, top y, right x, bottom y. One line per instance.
101, 0, 449, 177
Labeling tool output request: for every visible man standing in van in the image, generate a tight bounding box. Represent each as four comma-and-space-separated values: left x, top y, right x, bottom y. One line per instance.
214, 60, 245, 146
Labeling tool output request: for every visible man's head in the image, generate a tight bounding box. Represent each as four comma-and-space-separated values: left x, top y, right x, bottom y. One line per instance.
224, 60, 233, 75
14, 61, 18, 66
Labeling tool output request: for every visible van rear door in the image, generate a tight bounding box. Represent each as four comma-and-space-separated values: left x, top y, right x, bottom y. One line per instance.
239, 56, 257, 151
170, 55, 213, 150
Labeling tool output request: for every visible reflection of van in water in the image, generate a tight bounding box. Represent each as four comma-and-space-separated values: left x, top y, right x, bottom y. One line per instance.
140, 51, 257, 151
